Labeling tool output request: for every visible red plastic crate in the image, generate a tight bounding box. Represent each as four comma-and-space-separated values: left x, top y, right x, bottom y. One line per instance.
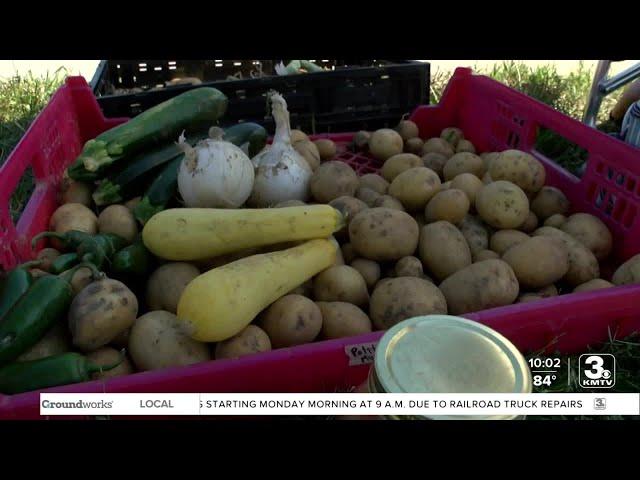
2, 69, 640, 419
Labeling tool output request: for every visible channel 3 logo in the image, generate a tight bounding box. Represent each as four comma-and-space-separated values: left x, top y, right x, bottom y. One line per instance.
579, 354, 616, 388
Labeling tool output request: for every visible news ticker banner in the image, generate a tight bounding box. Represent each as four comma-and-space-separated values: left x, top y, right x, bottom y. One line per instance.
40, 393, 640, 417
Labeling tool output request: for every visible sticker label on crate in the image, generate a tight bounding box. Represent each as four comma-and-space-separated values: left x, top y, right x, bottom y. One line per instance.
345, 342, 377, 366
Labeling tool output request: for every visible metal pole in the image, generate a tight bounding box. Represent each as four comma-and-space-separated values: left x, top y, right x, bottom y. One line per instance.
583, 60, 611, 127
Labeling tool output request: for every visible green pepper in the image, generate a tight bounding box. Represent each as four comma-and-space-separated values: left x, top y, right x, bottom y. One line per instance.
31, 230, 93, 251
112, 236, 152, 276
0, 263, 103, 367
77, 233, 128, 269
49, 253, 80, 275
0, 260, 42, 321
0, 351, 124, 394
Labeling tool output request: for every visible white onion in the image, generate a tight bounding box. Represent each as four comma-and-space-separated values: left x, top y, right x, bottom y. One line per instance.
177, 128, 255, 208
247, 92, 312, 207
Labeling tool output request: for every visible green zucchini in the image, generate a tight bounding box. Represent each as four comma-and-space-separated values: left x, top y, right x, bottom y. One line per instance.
68, 87, 228, 176
91, 130, 209, 206
223, 122, 268, 157
134, 122, 268, 224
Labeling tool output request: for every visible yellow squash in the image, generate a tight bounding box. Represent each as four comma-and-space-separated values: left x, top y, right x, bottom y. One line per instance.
177, 238, 337, 341
142, 205, 344, 260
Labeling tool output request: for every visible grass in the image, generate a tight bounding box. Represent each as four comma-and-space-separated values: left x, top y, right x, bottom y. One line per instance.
0, 68, 66, 222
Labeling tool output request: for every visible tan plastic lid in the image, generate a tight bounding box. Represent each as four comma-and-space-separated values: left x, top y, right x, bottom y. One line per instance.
373, 315, 532, 420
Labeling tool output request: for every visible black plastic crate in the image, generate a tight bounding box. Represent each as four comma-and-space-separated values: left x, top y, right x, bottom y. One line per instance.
90, 60, 430, 134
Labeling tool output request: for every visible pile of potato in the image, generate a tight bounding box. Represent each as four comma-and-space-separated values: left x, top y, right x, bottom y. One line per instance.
27, 119, 639, 382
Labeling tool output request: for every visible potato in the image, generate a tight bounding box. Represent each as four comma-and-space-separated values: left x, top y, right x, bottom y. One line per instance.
519, 211, 539, 233
441, 127, 464, 147
531, 186, 570, 220
29, 268, 50, 279
353, 131, 371, 151
317, 302, 372, 339
502, 236, 569, 288
489, 150, 545, 194
517, 294, 543, 304
421, 152, 448, 179
341, 243, 356, 264
260, 295, 322, 348
59, 179, 92, 207
422, 138, 454, 158
373, 195, 405, 211
612, 254, 640, 286
355, 186, 382, 207
424, 189, 470, 225
313, 139, 337, 161
459, 214, 490, 255
36, 247, 60, 272
86, 347, 134, 380
129, 310, 210, 369
146, 262, 200, 314
369, 128, 404, 161
294, 140, 321, 171
69, 279, 139, 352
450, 173, 483, 205
404, 137, 424, 155
474, 249, 500, 262
216, 325, 271, 359
17, 323, 70, 362
290, 129, 308, 144
475, 181, 530, 229
537, 284, 558, 297
419, 221, 472, 281
124, 196, 142, 212
394, 256, 423, 278
560, 213, 613, 260
110, 328, 130, 349
329, 196, 368, 235
349, 208, 419, 261
443, 153, 484, 181
381, 153, 423, 182
370, 277, 447, 330
395, 119, 419, 141
574, 279, 615, 293
70, 265, 96, 296
274, 199, 307, 208
388, 167, 441, 211
359, 173, 389, 195
456, 139, 476, 153
350, 258, 381, 289
533, 227, 600, 286
49, 203, 98, 250
489, 230, 530, 255
98, 205, 138, 244
310, 161, 359, 203
328, 236, 345, 267
439, 259, 520, 315
481, 152, 500, 172
544, 214, 567, 228
313, 265, 369, 306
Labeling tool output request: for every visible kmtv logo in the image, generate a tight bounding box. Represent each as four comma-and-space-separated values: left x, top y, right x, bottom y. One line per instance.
579, 354, 616, 388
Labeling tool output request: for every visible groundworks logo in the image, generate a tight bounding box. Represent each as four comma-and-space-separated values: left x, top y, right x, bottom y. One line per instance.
579, 354, 616, 388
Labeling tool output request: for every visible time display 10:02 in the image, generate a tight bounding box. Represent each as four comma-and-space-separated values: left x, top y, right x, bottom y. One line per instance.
527, 358, 561, 369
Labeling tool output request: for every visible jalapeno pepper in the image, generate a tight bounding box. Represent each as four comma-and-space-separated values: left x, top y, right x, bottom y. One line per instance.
49, 253, 80, 275
0, 263, 103, 366
112, 236, 152, 276
31, 230, 93, 251
0, 260, 42, 321
77, 233, 128, 269
0, 350, 125, 394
